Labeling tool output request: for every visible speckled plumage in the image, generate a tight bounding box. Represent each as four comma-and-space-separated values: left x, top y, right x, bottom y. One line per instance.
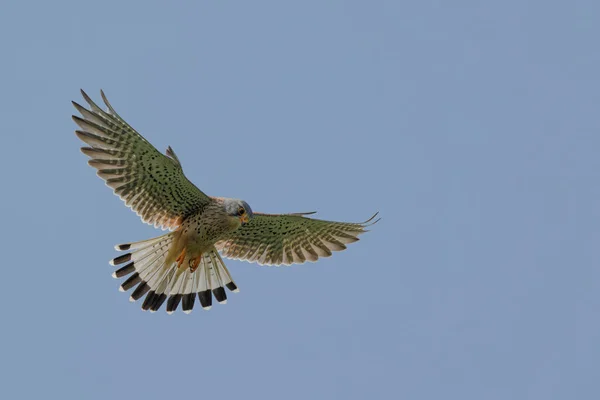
74, 90, 379, 314
216, 213, 379, 266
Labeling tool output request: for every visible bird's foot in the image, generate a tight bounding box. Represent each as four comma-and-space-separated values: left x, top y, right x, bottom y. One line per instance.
189, 254, 202, 273
175, 248, 186, 269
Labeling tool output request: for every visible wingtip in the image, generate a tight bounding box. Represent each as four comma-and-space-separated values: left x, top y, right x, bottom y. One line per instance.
202, 306, 212, 311
100, 89, 117, 114
361, 212, 381, 226
111, 272, 117, 279
100, 89, 109, 104
80, 89, 93, 104
183, 310, 193, 315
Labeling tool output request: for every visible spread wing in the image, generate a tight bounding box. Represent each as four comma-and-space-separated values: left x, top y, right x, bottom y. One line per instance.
72, 90, 211, 230
215, 212, 380, 266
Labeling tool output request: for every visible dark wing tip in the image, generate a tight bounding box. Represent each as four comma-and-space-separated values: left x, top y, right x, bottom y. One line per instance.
71, 114, 85, 124
80, 89, 92, 103
71, 100, 85, 112
100, 89, 110, 107
361, 212, 380, 226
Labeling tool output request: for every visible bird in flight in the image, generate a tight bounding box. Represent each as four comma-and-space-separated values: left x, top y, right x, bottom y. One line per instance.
73, 90, 379, 314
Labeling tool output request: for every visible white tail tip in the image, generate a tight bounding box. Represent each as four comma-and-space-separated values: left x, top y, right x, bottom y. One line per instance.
202, 306, 212, 311
119, 287, 125, 292
183, 310, 193, 314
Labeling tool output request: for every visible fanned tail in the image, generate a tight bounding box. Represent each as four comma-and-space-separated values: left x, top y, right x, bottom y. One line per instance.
111, 235, 239, 314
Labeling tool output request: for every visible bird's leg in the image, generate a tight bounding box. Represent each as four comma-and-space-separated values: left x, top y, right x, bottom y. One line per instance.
175, 248, 187, 269
189, 254, 202, 273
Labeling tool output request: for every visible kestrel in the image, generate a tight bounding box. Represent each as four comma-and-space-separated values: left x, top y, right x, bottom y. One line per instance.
73, 90, 379, 314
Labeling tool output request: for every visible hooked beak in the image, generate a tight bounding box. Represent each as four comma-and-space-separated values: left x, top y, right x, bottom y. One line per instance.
239, 214, 249, 225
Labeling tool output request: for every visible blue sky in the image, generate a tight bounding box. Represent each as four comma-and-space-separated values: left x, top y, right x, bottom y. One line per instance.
1, 1, 598, 399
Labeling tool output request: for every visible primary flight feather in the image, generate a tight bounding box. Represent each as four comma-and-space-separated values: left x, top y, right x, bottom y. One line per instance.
73, 90, 379, 314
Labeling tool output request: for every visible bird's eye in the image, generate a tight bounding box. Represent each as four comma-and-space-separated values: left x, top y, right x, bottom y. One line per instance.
238, 207, 245, 216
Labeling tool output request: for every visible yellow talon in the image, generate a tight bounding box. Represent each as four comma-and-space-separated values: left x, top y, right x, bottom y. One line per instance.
176, 248, 186, 269
189, 255, 202, 273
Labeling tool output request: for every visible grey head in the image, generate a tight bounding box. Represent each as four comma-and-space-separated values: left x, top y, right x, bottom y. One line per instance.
223, 198, 254, 225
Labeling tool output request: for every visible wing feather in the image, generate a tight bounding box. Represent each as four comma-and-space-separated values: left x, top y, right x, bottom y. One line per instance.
216, 212, 379, 266
73, 90, 211, 230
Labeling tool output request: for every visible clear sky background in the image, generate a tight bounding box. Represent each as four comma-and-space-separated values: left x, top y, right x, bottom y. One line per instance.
0, 1, 598, 399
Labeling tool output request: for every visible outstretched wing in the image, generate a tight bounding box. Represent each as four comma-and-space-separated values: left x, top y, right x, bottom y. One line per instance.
215, 212, 379, 266
73, 90, 211, 230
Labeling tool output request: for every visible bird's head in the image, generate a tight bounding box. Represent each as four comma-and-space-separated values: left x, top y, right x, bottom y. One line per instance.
223, 198, 254, 227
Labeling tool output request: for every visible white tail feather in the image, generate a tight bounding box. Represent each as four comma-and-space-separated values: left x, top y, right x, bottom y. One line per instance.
111, 235, 239, 313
